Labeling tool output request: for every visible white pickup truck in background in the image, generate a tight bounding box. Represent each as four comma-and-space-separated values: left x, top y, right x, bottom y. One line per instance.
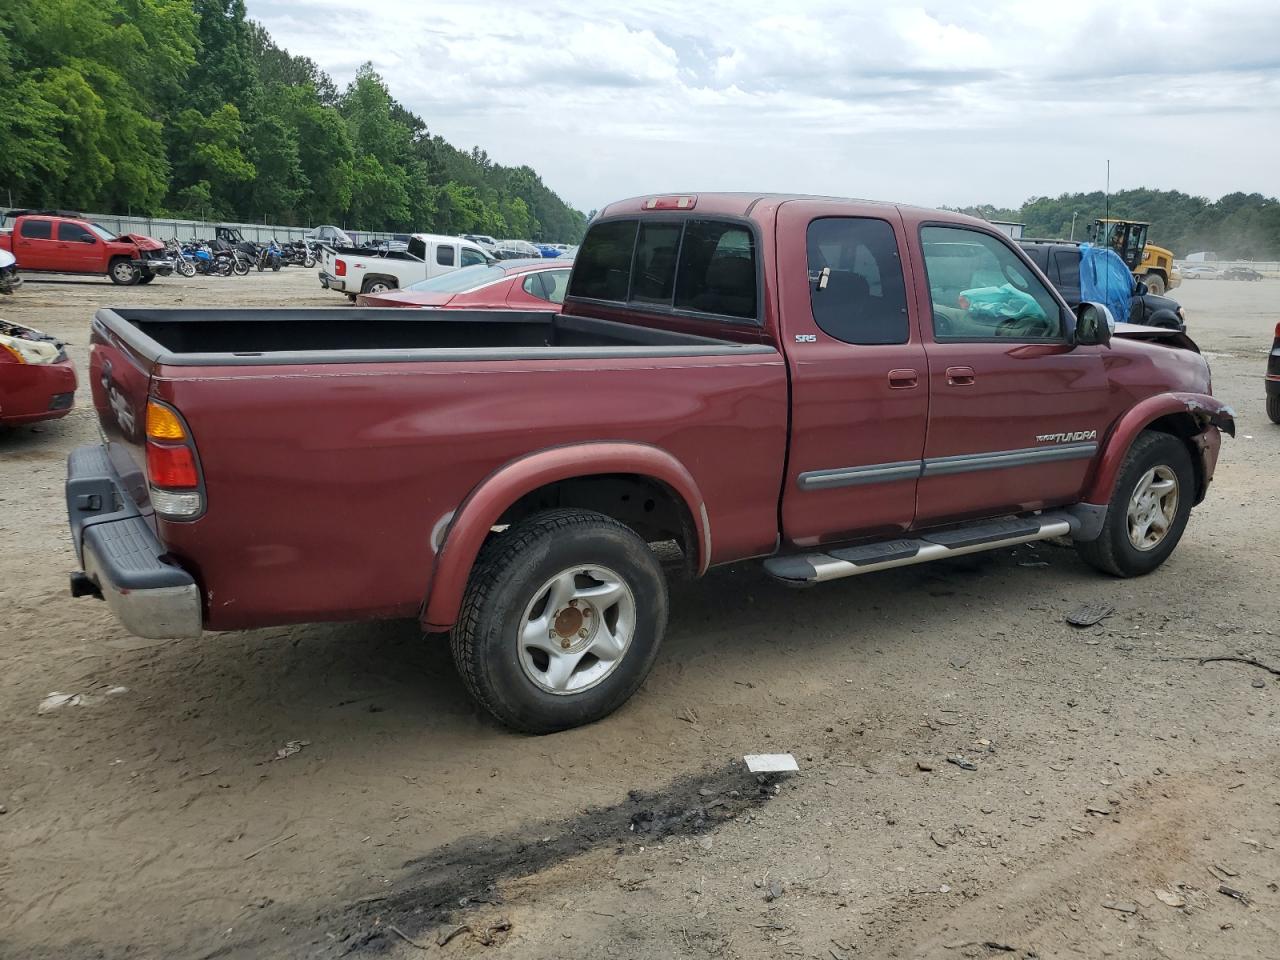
319, 233, 493, 298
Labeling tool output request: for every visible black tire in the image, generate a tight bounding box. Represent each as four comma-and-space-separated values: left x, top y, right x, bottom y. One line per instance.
1267, 393, 1280, 425
450, 509, 669, 734
362, 276, 395, 294
108, 258, 139, 285
177, 259, 196, 278
137, 273, 155, 285
303, 255, 316, 269
1075, 431, 1195, 577
271, 261, 280, 272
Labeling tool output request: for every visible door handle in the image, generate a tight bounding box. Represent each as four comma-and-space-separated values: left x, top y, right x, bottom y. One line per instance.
888, 368, 919, 389
946, 365, 976, 386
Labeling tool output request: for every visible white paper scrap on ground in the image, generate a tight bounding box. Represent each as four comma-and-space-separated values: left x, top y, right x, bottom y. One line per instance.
744, 753, 799, 773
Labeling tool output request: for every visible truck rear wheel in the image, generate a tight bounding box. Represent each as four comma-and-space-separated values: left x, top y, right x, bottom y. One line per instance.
450, 509, 669, 733
1075, 431, 1194, 577
1267, 394, 1280, 424
109, 259, 139, 285
1143, 273, 1166, 295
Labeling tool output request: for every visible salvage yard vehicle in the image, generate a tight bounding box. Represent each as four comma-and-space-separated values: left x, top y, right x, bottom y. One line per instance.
1268, 322, 1280, 424
1180, 264, 1218, 279
0, 211, 174, 285
1, 319, 76, 426
355, 258, 573, 309
0, 248, 21, 294
65, 193, 1234, 733
1222, 266, 1263, 282
319, 233, 493, 299
1019, 240, 1187, 330
1091, 218, 1180, 295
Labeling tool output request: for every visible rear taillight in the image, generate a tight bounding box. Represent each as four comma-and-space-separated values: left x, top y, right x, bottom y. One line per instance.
145, 399, 203, 519
1274, 321, 1280, 339
334, 258, 347, 276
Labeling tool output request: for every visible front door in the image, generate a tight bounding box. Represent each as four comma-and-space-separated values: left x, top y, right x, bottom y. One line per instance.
912, 223, 1109, 525
57, 221, 101, 272
779, 203, 929, 547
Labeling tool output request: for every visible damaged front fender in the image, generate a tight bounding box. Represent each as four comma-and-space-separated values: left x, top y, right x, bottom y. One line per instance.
1083, 392, 1234, 506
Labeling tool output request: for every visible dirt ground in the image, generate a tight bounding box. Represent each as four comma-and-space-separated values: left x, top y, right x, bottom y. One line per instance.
1, 270, 1277, 960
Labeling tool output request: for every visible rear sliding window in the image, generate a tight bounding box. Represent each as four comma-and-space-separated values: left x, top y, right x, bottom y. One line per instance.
569, 217, 758, 321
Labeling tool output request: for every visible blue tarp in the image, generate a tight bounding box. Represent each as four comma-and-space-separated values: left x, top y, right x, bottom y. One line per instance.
1078, 242, 1133, 326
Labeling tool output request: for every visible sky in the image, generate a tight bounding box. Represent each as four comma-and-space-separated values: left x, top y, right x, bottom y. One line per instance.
246, 0, 1280, 215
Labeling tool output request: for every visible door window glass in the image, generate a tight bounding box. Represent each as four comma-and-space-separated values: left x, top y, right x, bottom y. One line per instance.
58, 222, 95, 243
805, 218, 910, 344
461, 247, 488, 267
921, 226, 1064, 340
20, 219, 52, 239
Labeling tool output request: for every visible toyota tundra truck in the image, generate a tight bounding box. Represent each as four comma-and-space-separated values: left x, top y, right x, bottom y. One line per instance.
65, 193, 1234, 732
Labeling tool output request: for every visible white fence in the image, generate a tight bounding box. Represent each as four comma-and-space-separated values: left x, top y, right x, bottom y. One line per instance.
2, 209, 400, 246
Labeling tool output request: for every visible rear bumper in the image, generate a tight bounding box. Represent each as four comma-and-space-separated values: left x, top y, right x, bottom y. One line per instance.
320, 271, 347, 292
65, 444, 202, 639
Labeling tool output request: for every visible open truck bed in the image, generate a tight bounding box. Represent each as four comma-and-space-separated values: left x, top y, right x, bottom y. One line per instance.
98, 307, 765, 363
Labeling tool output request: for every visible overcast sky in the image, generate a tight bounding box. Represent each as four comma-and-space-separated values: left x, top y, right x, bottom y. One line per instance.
247, 1, 1280, 214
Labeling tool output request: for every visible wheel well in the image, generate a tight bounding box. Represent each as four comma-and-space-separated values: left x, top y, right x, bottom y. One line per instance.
1143, 414, 1204, 501
362, 274, 398, 292
495, 474, 698, 573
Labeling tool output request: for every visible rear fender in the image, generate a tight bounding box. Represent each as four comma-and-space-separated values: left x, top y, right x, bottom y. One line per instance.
1083, 393, 1235, 506
421, 442, 709, 632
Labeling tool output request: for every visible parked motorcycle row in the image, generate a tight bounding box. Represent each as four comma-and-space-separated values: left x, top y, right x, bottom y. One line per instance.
163, 237, 319, 279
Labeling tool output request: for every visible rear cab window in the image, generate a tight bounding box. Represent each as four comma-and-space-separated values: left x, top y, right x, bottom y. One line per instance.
20, 219, 53, 239
568, 217, 758, 322
806, 217, 909, 345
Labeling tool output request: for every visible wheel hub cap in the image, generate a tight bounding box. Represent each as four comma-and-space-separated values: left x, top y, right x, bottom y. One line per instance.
1126, 465, 1179, 551
518, 566, 636, 695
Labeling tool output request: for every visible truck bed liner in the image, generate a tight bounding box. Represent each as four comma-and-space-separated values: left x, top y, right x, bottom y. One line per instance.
96, 308, 774, 366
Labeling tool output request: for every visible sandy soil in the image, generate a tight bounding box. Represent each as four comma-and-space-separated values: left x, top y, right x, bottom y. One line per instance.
0, 271, 1277, 960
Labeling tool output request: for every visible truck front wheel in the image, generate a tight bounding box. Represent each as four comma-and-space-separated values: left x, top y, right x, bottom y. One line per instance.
450, 509, 669, 733
109, 259, 139, 285
1075, 431, 1194, 577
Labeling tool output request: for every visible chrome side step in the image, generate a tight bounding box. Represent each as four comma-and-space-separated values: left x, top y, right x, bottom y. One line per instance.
763, 512, 1075, 585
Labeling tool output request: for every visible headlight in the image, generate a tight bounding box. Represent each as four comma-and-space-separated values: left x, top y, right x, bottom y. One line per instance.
0, 332, 60, 364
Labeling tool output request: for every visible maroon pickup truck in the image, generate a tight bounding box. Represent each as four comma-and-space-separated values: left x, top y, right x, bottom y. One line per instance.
65, 193, 1234, 732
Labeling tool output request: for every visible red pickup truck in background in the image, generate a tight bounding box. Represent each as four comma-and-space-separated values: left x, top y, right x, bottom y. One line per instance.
65, 193, 1234, 732
1, 210, 174, 285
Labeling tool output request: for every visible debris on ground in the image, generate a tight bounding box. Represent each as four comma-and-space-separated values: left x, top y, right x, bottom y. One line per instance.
1066, 603, 1114, 627
435, 924, 470, 947
764, 879, 784, 902
38, 692, 83, 714
272, 739, 310, 761
745, 753, 798, 774
1218, 884, 1251, 905
946, 756, 978, 772
1102, 899, 1139, 914
1155, 889, 1186, 907
916, 760, 934, 772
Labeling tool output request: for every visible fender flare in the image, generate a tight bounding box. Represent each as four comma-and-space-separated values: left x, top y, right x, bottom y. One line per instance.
421, 442, 710, 631
1082, 392, 1235, 505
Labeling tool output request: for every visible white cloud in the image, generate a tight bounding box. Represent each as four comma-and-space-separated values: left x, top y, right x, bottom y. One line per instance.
248, 0, 1280, 213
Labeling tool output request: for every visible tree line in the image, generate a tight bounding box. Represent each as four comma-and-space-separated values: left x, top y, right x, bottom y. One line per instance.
0, 0, 588, 242
953, 188, 1280, 260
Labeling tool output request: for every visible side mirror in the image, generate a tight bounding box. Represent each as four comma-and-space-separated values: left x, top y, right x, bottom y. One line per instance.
1134, 279, 1149, 296
1074, 301, 1115, 346
81, 235, 96, 244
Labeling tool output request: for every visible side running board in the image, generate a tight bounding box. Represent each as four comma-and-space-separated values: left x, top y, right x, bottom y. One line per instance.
763, 512, 1075, 585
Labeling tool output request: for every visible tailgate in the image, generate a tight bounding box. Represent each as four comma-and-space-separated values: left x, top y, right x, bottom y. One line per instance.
88, 313, 154, 516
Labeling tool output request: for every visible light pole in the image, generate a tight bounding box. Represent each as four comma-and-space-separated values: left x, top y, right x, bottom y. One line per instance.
1070, 211, 1079, 241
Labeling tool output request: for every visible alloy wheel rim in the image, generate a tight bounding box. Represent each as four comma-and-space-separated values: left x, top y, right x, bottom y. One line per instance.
1126, 465, 1179, 551
517, 565, 636, 696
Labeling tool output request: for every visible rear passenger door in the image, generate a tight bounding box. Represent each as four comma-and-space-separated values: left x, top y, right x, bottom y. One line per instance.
14, 218, 56, 270
778, 203, 929, 546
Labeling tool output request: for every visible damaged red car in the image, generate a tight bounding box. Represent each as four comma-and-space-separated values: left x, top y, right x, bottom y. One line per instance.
0, 211, 174, 285
0, 319, 77, 426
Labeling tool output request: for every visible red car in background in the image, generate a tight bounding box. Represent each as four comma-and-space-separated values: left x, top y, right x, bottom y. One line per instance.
0, 319, 77, 427
355, 258, 572, 309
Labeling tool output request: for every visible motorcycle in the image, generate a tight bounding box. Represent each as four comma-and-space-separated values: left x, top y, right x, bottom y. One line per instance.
281, 240, 315, 268
257, 239, 283, 272
0, 248, 22, 294
166, 239, 197, 278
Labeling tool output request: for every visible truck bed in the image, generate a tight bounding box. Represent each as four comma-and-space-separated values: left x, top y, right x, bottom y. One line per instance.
96, 307, 767, 365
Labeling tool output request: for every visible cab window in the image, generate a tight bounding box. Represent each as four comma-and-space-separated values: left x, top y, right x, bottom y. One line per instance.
921, 226, 1064, 341
806, 217, 909, 345
461, 247, 488, 267
436, 244, 456, 267
20, 219, 52, 239
58, 222, 95, 243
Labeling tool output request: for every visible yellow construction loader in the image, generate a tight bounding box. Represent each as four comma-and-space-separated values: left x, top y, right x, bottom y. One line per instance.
1091, 219, 1180, 295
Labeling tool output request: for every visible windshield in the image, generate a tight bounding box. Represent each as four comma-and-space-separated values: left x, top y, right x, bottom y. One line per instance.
404, 263, 508, 293
89, 223, 116, 242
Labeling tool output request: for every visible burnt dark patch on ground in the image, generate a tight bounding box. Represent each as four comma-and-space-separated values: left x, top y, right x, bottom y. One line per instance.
279, 761, 778, 958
